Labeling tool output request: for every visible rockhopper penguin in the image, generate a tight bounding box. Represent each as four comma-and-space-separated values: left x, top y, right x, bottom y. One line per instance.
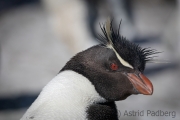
20, 20, 156, 120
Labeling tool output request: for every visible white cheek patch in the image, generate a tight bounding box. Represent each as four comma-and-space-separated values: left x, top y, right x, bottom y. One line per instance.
107, 44, 134, 69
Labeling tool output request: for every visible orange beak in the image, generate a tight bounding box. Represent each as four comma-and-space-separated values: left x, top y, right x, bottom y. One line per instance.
127, 73, 153, 95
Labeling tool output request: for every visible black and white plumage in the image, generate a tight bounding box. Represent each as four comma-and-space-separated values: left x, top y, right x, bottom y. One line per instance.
21, 20, 155, 120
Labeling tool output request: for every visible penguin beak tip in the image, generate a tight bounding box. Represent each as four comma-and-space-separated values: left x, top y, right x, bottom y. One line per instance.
126, 73, 153, 95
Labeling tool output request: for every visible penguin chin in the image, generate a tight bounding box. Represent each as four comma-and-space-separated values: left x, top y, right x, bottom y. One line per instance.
117, 93, 131, 101
116, 89, 141, 101
106, 93, 132, 102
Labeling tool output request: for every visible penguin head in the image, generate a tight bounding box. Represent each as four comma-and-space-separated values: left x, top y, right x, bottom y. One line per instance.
61, 20, 156, 102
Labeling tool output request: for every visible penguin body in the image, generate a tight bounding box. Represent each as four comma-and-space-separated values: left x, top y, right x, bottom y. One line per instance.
21, 20, 156, 120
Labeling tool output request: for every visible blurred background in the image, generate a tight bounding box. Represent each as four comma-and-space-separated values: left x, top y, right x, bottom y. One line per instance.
0, 0, 180, 120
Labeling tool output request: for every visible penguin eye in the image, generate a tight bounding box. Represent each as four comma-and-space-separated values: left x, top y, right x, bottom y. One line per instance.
110, 63, 118, 71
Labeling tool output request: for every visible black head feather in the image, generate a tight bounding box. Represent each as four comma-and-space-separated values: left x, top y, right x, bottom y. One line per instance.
97, 20, 158, 72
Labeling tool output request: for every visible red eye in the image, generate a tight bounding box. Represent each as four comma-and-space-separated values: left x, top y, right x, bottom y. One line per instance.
110, 63, 118, 71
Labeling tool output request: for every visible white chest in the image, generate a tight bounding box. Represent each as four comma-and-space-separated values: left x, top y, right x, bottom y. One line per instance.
21, 70, 105, 120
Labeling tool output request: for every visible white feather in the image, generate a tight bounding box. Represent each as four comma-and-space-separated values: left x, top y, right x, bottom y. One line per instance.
20, 70, 105, 120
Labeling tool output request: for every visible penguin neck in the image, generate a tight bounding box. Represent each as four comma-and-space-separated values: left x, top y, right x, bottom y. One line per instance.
55, 71, 118, 120
53, 71, 118, 120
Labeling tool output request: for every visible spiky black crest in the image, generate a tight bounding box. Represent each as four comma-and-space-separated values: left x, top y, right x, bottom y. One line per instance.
97, 19, 159, 71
